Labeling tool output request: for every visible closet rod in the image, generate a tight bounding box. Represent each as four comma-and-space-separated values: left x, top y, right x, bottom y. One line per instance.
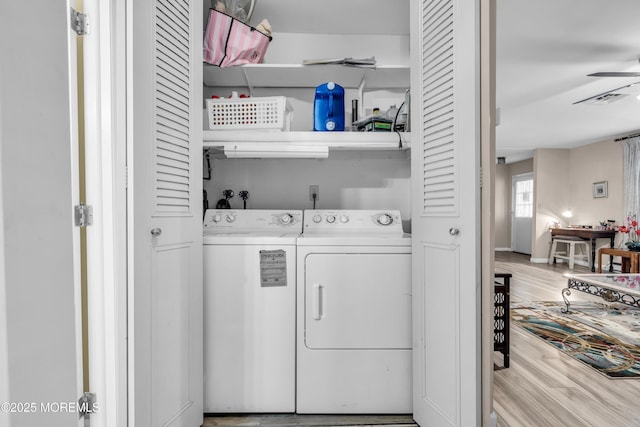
615, 132, 640, 142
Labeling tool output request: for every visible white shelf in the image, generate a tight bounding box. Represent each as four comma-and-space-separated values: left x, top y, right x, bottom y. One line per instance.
201, 1, 411, 159
203, 130, 411, 153
203, 64, 410, 90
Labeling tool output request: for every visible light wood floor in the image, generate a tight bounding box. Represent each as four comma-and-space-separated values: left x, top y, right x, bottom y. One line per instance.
494, 251, 640, 427
204, 253, 640, 426
202, 414, 416, 426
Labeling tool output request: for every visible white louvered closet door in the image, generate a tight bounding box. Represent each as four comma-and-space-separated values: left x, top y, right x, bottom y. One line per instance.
129, 0, 203, 425
410, 0, 481, 426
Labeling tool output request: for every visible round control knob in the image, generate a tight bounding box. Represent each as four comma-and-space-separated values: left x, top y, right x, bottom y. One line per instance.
326, 215, 336, 224
280, 214, 293, 225
225, 213, 236, 223
377, 214, 393, 226
326, 120, 336, 131
340, 215, 349, 223
212, 214, 222, 223
312, 214, 322, 223
327, 81, 335, 90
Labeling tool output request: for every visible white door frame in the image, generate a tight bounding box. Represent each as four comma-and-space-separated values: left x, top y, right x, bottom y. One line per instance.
82, 0, 129, 425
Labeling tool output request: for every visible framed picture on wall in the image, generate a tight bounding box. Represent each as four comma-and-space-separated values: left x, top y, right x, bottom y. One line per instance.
593, 181, 608, 199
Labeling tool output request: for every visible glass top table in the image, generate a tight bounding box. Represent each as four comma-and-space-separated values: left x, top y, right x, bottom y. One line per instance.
562, 273, 640, 313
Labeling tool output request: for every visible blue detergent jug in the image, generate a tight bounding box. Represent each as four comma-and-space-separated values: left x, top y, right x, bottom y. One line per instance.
313, 82, 345, 131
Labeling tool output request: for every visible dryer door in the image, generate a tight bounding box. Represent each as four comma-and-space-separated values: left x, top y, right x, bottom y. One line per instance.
304, 253, 411, 349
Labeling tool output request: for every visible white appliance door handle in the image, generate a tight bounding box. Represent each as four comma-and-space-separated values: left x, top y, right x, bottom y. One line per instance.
312, 283, 323, 320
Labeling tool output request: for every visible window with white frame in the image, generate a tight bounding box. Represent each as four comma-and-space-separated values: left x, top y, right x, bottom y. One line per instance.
514, 179, 533, 218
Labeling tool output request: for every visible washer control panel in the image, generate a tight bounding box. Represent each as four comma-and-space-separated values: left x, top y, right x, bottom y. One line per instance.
303, 210, 404, 234
204, 209, 303, 232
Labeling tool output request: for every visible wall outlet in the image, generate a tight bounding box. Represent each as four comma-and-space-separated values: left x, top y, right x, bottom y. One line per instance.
309, 185, 319, 201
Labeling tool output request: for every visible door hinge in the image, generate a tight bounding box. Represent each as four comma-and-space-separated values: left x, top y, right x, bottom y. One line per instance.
74, 204, 93, 227
78, 392, 97, 420
70, 7, 89, 35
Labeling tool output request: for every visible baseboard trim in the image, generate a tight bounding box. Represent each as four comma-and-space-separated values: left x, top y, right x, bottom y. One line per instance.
495, 247, 512, 252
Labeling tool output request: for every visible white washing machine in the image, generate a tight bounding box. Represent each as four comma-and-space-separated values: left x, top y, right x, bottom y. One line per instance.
203, 209, 302, 413
296, 210, 412, 414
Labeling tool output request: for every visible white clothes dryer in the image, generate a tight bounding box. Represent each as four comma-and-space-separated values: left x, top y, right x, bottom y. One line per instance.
203, 209, 302, 413
296, 210, 412, 414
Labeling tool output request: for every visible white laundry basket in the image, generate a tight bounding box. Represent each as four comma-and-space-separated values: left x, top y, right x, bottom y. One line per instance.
205, 96, 292, 130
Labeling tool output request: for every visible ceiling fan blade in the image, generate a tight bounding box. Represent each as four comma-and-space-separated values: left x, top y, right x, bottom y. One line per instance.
573, 80, 640, 105
588, 72, 640, 77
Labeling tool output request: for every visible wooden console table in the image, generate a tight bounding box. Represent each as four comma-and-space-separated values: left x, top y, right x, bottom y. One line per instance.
550, 228, 616, 272
598, 247, 640, 274
562, 273, 640, 313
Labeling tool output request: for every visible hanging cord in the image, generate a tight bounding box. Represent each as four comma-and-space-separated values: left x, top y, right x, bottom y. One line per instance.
393, 101, 406, 149
312, 193, 317, 209
204, 151, 212, 180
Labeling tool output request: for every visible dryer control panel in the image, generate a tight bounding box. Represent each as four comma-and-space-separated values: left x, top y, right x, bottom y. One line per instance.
303, 210, 404, 235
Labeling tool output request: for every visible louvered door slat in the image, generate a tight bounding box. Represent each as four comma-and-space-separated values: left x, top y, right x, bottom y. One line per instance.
154, 0, 191, 215
156, 60, 189, 92
156, 179, 189, 192
158, 0, 189, 27
421, 0, 457, 215
156, 171, 189, 186
157, 49, 190, 82
157, 126, 189, 148
157, 4, 189, 46
157, 93, 189, 122
157, 142, 189, 160
157, 79, 189, 106
157, 114, 189, 137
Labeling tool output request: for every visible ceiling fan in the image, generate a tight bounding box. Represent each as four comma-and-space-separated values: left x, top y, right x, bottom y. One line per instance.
574, 60, 640, 104
588, 71, 640, 77
573, 80, 640, 105
587, 58, 640, 77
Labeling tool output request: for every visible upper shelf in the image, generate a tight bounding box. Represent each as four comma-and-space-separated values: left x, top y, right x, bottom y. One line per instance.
202, 63, 410, 90
245, 0, 410, 36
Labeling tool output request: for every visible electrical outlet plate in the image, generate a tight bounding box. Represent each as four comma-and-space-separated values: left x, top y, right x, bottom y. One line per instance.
309, 185, 319, 201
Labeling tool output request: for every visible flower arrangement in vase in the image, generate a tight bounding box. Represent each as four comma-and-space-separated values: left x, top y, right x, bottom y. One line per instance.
617, 213, 640, 251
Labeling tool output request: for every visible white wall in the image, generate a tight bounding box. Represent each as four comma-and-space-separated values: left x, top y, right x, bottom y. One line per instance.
568, 140, 623, 230
0, 1, 80, 425
496, 139, 624, 261
0, 72, 10, 427
532, 139, 623, 260
533, 149, 571, 261
204, 150, 412, 231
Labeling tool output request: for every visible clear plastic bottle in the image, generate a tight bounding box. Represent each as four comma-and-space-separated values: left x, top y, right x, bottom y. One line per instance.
386, 104, 398, 121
